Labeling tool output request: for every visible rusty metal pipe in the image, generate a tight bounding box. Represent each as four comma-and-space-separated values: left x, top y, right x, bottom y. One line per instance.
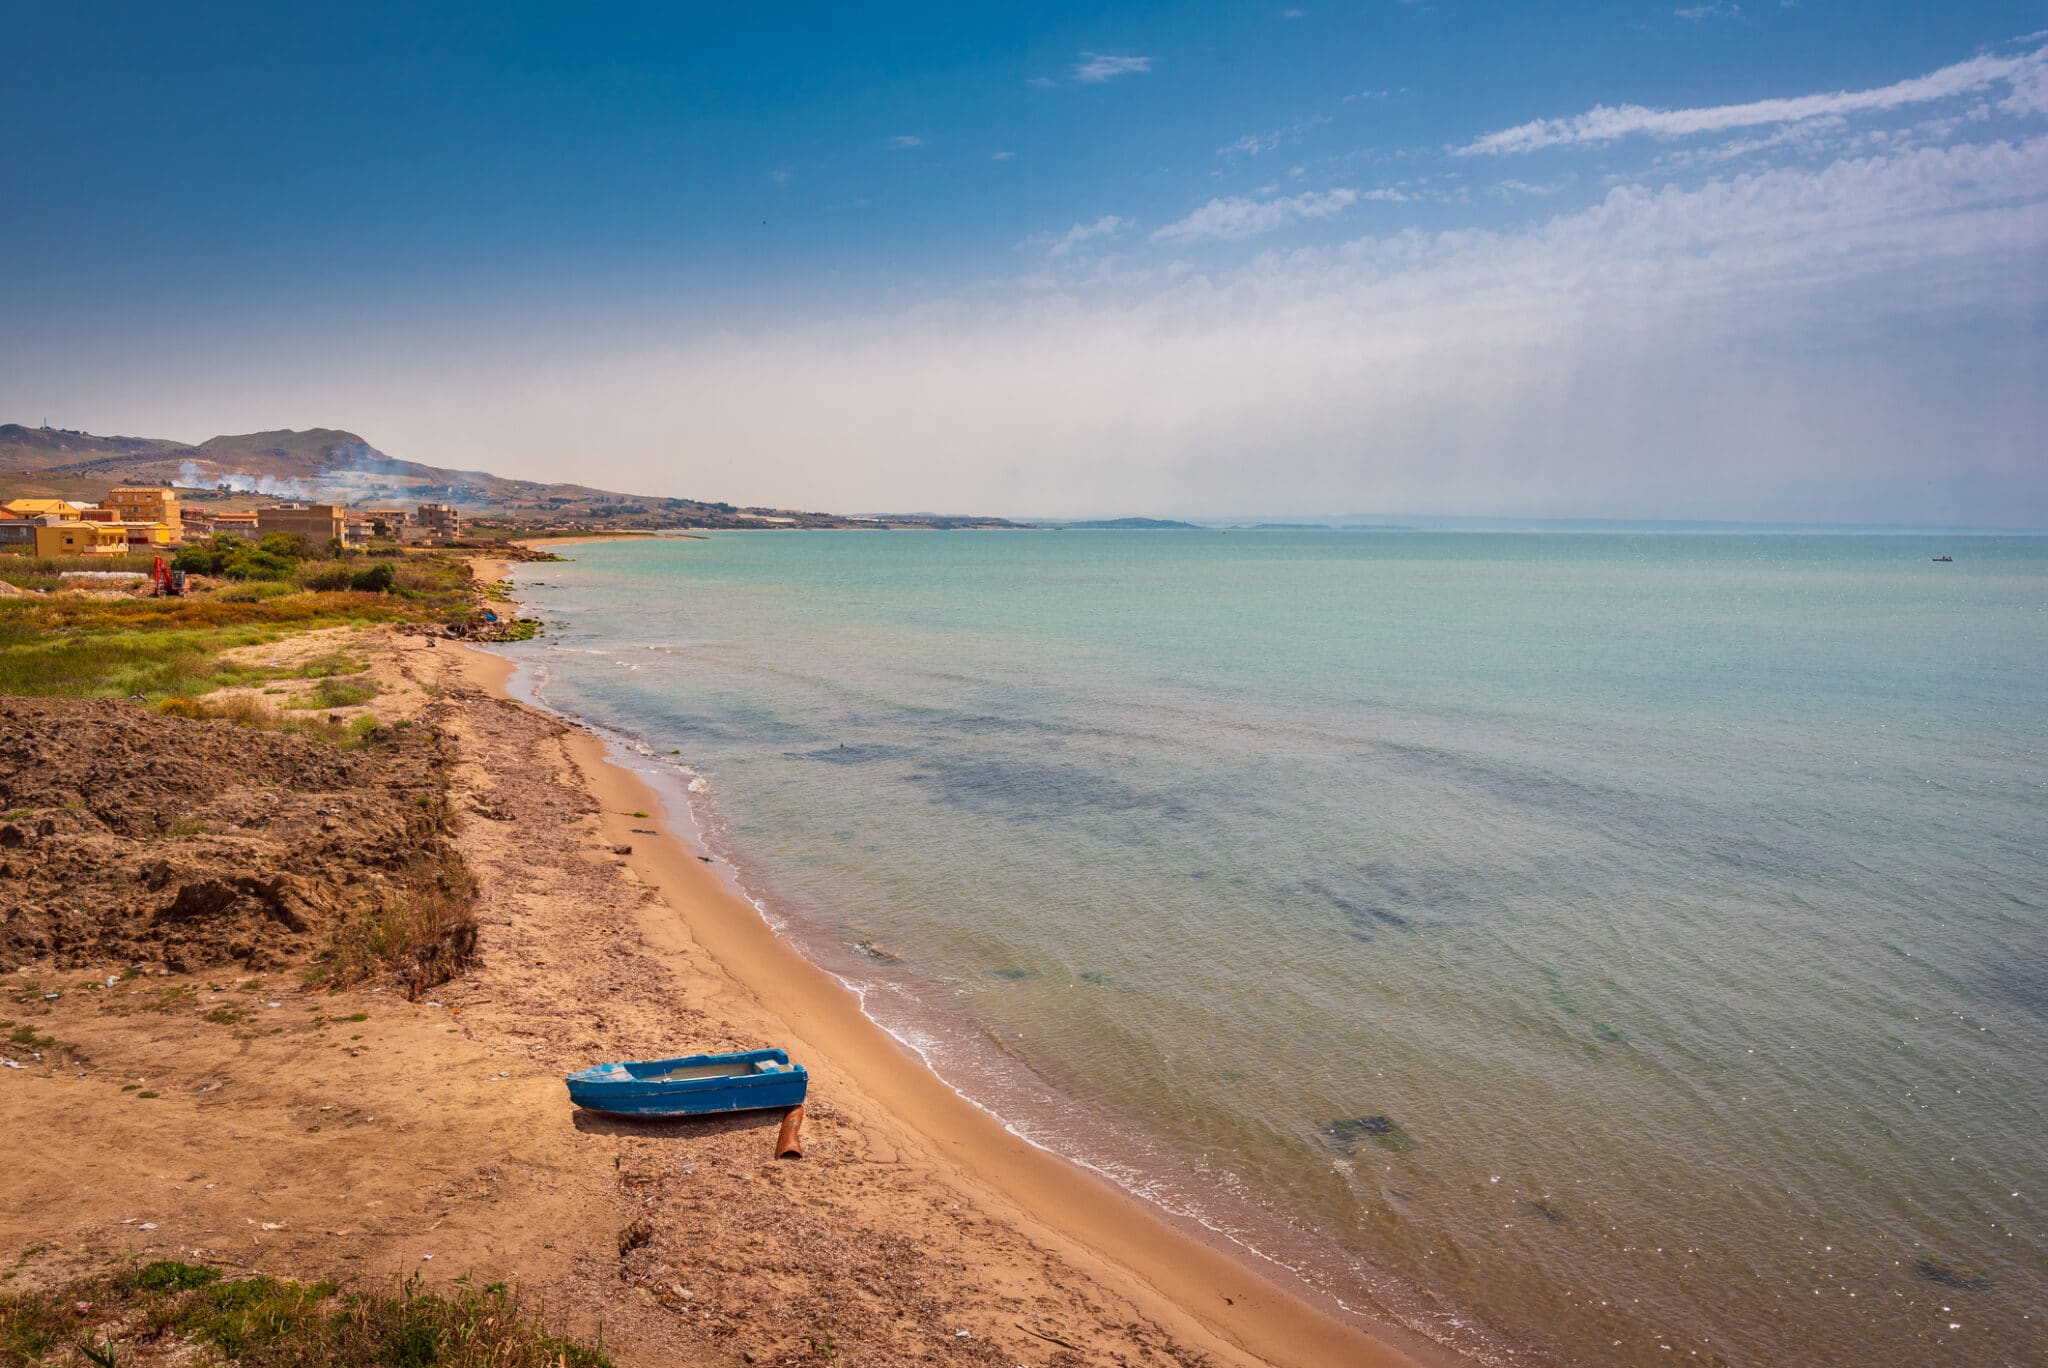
775, 1104, 805, 1159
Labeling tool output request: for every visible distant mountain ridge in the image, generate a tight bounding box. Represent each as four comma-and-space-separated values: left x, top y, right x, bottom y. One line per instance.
1052, 517, 1201, 530
0, 423, 1021, 531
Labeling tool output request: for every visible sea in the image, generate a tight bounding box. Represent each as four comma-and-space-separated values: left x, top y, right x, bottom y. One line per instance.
493, 530, 2047, 1367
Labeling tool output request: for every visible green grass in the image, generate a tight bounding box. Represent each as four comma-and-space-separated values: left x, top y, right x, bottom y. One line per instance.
283, 677, 380, 710
0, 552, 476, 705
0, 1262, 610, 1367
0, 553, 159, 593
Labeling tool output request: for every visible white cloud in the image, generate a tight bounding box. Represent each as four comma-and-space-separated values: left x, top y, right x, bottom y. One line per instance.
887, 135, 926, 150
769, 168, 793, 184
1151, 188, 1361, 243
435, 135, 2046, 523
1047, 216, 1129, 255
34, 108, 2046, 527
1461, 44, 2047, 154
1026, 76, 1057, 89
1220, 114, 1331, 157
991, 150, 1016, 161
1674, 3, 1739, 19
1072, 53, 1153, 83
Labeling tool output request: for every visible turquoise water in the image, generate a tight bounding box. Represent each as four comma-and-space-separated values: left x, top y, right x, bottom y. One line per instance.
498, 532, 2048, 1366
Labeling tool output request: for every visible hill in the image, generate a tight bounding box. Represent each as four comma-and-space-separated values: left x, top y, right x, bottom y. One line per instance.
0, 423, 1024, 532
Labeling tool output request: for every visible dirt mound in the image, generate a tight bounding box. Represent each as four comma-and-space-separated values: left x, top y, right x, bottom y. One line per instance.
0, 697, 469, 976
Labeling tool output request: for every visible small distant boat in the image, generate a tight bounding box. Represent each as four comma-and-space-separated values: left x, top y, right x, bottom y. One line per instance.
1933, 556, 1953, 562
565, 1048, 807, 1118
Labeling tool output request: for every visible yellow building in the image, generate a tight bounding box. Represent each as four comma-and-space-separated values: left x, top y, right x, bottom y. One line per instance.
108, 487, 182, 533
5, 498, 84, 519
33, 521, 128, 557
120, 522, 179, 549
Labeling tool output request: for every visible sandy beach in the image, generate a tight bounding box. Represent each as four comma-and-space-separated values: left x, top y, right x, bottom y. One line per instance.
0, 603, 1454, 1367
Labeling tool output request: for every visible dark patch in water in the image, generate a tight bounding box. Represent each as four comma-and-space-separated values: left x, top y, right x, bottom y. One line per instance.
928, 713, 1067, 739
1528, 1200, 1570, 1227
1914, 1258, 1992, 1291
1365, 743, 1824, 879
1322, 1115, 1417, 1153
989, 967, 1041, 981
905, 756, 1188, 824
1077, 970, 1115, 985
1980, 953, 2048, 1019
854, 939, 903, 965
787, 742, 915, 766
1298, 878, 1413, 935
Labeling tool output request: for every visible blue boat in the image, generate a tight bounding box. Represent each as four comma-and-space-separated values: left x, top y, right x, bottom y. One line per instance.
564, 1048, 807, 1118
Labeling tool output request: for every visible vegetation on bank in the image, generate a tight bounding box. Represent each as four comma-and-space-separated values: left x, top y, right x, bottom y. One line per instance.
0, 540, 525, 998
0, 545, 479, 704
0, 1261, 611, 1367
314, 843, 481, 996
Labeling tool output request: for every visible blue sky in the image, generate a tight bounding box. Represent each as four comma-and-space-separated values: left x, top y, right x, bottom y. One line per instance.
3, 1, 2044, 523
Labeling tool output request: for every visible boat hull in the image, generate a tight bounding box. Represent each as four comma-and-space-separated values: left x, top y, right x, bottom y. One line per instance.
565, 1048, 807, 1118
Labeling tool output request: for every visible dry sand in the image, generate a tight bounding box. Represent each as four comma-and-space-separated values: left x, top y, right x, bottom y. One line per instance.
0, 617, 1460, 1366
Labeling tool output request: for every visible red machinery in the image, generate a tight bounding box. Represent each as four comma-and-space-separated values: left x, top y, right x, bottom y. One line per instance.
150, 555, 185, 597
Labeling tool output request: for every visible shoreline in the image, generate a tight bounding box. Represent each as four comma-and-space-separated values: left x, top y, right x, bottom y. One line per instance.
465, 544, 1465, 1367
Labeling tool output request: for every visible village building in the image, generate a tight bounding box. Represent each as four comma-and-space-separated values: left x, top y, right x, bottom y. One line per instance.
4, 498, 85, 519
119, 522, 179, 550
210, 511, 260, 535
416, 502, 462, 539
33, 519, 129, 557
108, 486, 182, 531
255, 503, 347, 545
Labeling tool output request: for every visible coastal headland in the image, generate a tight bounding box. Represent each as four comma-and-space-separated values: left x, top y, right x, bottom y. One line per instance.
0, 538, 1455, 1366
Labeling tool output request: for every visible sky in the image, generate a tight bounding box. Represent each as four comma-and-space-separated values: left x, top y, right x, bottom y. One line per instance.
3, 1, 2045, 524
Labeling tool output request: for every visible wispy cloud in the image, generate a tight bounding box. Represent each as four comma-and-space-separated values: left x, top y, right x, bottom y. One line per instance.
1152, 188, 1360, 243
991, 150, 1016, 161
887, 135, 926, 151
1490, 177, 1570, 199
1047, 216, 1129, 255
1073, 53, 1153, 84
1460, 44, 2046, 154
1026, 76, 1057, 89
769, 168, 793, 184
1220, 114, 1331, 157
1674, 2, 1740, 20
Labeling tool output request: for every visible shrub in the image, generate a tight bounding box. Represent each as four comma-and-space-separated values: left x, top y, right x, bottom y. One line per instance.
259, 531, 309, 561
351, 562, 396, 592
297, 563, 357, 591
224, 549, 294, 581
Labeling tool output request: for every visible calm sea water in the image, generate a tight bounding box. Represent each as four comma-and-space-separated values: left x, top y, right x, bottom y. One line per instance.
497, 532, 2048, 1367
